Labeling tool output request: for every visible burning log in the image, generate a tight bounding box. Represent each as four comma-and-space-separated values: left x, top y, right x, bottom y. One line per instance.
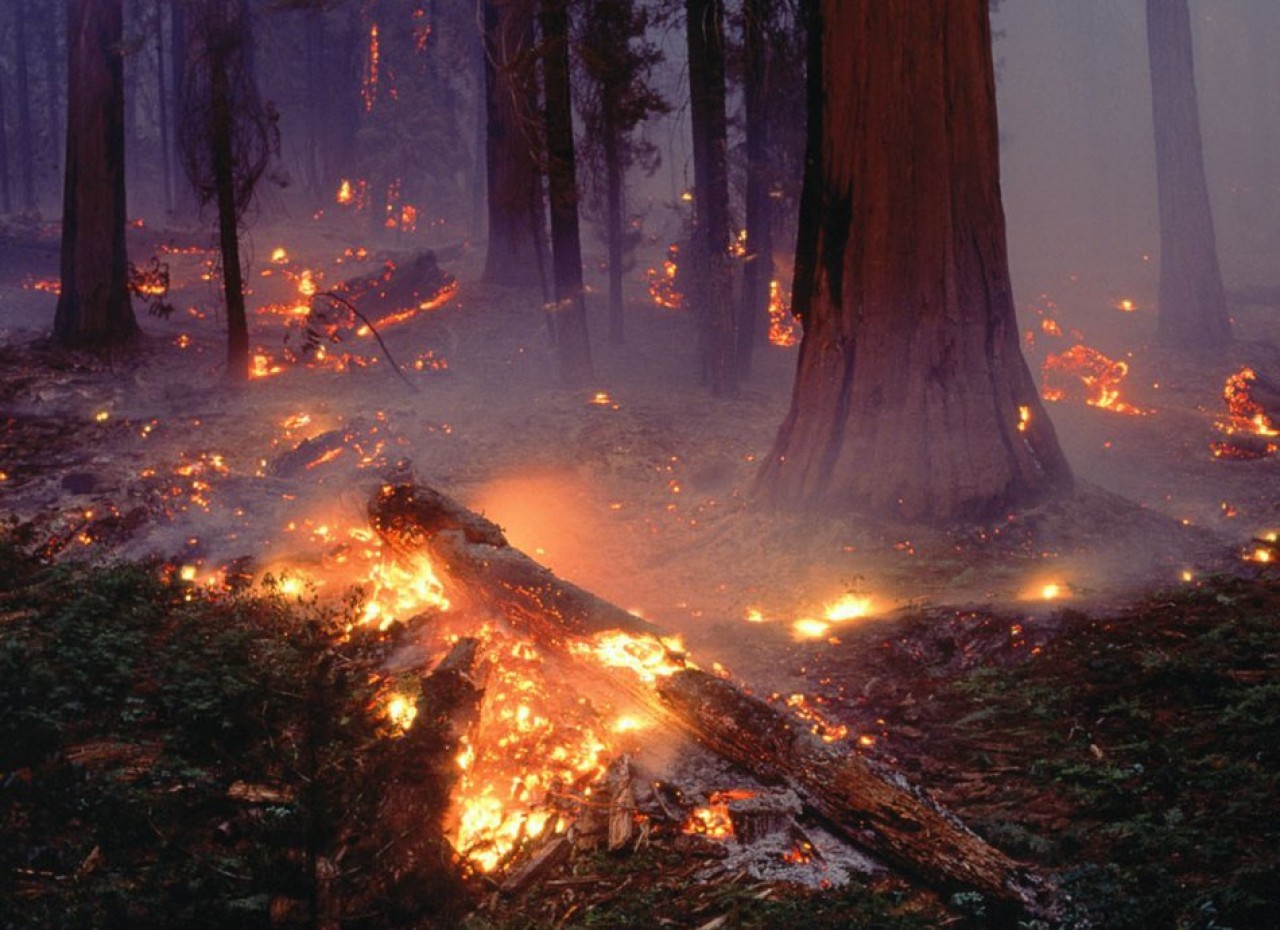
368, 483, 1057, 919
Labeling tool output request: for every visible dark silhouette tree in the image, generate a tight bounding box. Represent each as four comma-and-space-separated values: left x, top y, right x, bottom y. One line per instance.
539, 0, 594, 385
1146, 0, 1231, 350
0, 64, 10, 213
482, 0, 546, 288
179, 0, 279, 381
736, 0, 774, 376
54, 0, 138, 349
14, 0, 36, 211
756, 0, 1072, 523
685, 0, 736, 396
575, 0, 667, 345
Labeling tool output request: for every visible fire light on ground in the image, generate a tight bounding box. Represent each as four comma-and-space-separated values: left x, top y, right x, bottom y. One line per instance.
646, 244, 683, 310
1042, 344, 1154, 416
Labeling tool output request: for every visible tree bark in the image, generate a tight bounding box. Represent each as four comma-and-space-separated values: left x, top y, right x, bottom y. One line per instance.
15, 0, 36, 211
539, 0, 594, 387
755, 0, 1072, 523
737, 0, 773, 377
208, 11, 249, 381
685, 0, 736, 396
603, 105, 625, 345
368, 482, 1056, 920
482, 0, 546, 289
0, 67, 11, 213
1146, 0, 1231, 350
54, 0, 138, 349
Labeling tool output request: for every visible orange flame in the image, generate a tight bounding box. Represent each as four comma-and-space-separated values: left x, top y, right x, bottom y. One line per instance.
1042, 345, 1153, 416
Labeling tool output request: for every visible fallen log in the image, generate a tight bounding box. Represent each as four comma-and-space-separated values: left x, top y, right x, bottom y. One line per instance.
369, 483, 1057, 919
657, 668, 1054, 919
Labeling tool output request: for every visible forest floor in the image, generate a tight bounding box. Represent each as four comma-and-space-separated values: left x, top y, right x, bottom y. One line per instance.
1, 210, 1278, 928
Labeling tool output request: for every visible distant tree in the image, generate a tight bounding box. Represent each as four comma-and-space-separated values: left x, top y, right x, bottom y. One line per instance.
482, 0, 546, 288
539, 0, 594, 385
14, 0, 36, 212
1145, 0, 1231, 350
0, 64, 10, 213
735, 0, 774, 376
685, 0, 736, 396
575, 0, 667, 345
54, 0, 138, 349
179, 0, 279, 381
756, 0, 1072, 522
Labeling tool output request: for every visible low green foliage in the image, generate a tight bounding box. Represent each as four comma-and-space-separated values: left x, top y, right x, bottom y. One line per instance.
0, 535, 457, 930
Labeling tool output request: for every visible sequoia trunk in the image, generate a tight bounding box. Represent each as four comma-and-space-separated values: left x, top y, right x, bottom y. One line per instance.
756, 0, 1071, 523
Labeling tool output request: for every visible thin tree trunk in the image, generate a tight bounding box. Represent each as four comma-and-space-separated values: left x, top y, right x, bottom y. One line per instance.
603, 102, 625, 345
1145, 0, 1231, 350
170, 0, 188, 217
55, 0, 137, 348
756, 0, 1071, 523
737, 0, 772, 377
0, 69, 11, 213
156, 0, 172, 214
15, 0, 36, 212
685, 0, 735, 396
539, 0, 594, 386
42, 1, 63, 193
482, 0, 546, 288
209, 35, 248, 381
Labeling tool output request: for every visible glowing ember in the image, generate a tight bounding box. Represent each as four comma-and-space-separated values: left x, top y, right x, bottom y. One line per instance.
249, 351, 285, 380
270, 247, 288, 264
682, 789, 758, 839
1211, 368, 1278, 460
646, 244, 683, 310
1039, 583, 1065, 601
384, 693, 418, 732
1042, 344, 1153, 416
824, 593, 873, 623
362, 24, 380, 111
1017, 405, 1031, 433
791, 618, 831, 641
1114, 298, 1138, 312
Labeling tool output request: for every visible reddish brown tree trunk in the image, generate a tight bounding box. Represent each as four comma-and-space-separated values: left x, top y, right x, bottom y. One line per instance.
756, 0, 1071, 523
54, 0, 137, 349
482, 0, 546, 289
1146, 0, 1231, 350
539, 0, 594, 386
686, 0, 736, 396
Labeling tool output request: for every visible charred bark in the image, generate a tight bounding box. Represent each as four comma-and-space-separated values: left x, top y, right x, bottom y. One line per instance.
368, 482, 1057, 919
54, 0, 138, 349
1146, 0, 1232, 350
755, 0, 1072, 523
482, 0, 546, 289
539, 0, 594, 387
737, 0, 773, 377
685, 0, 736, 396
210, 49, 249, 382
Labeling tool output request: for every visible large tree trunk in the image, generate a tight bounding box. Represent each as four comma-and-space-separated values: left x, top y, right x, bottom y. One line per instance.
685, 0, 736, 396
736, 0, 773, 378
482, 0, 546, 289
1146, 0, 1231, 350
156, 0, 172, 214
755, 0, 1072, 523
369, 483, 1057, 920
54, 0, 138, 349
169, 0, 189, 217
539, 0, 594, 387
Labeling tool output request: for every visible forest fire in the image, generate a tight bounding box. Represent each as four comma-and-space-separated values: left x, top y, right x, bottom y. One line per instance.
1041, 344, 1154, 416
767, 279, 798, 347
646, 244, 683, 309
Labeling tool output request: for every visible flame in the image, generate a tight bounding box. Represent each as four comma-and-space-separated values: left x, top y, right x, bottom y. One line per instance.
362, 24, 380, 111
791, 618, 831, 641
1211, 368, 1279, 459
767, 279, 798, 347
1017, 405, 1031, 433
1114, 298, 1137, 312
1042, 345, 1153, 416
358, 551, 449, 629
270, 247, 288, 264
646, 244, 683, 310
385, 693, 418, 732
571, 631, 688, 684
824, 593, 873, 623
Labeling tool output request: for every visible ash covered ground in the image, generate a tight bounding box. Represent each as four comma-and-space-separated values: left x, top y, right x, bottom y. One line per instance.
1, 213, 1277, 688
